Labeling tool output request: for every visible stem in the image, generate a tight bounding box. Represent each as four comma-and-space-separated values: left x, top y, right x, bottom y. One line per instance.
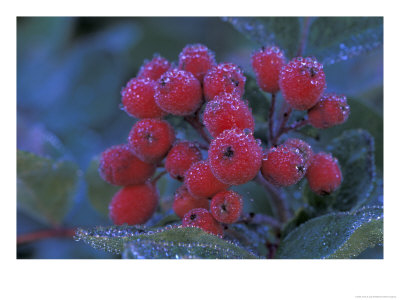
238, 213, 281, 229
296, 17, 312, 57
253, 172, 292, 223
268, 93, 276, 144
281, 118, 309, 135
271, 105, 292, 146
152, 170, 167, 183
17, 228, 76, 245
184, 114, 211, 144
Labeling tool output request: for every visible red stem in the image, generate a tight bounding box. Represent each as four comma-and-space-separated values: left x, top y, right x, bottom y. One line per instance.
152, 170, 167, 183
271, 105, 292, 146
268, 93, 276, 145
17, 228, 76, 245
253, 173, 292, 222
184, 114, 211, 144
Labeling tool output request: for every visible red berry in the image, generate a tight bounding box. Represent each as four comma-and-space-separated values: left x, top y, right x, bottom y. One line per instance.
306, 152, 342, 195
178, 44, 216, 82
137, 55, 171, 81
261, 144, 306, 186
279, 57, 326, 110
173, 185, 209, 219
128, 119, 175, 163
203, 63, 246, 101
210, 190, 243, 224
182, 208, 224, 236
202, 93, 255, 138
99, 144, 156, 186
284, 138, 314, 168
208, 129, 263, 185
165, 141, 202, 181
109, 182, 159, 225
121, 77, 166, 119
251, 46, 286, 93
308, 94, 350, 129
184, 160, 229, 198
154, 69, 202, 116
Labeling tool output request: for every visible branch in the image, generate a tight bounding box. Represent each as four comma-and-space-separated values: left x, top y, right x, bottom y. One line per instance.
268, 93, 276, 144
17, 228, 76, 245
281, 118, 309, 135
253, 172, 292, 223
271, 105, 292, 146
184, 114, 211, 144
238, 212, 281, 229
152, 170, 167, 183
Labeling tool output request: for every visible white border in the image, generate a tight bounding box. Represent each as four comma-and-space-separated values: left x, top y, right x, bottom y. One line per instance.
3, 1, 398, 299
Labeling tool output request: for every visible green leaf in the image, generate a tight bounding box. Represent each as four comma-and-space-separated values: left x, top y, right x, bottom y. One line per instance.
276, 206, 383, 259
85, 155, 119, 216
75, 225, 258, 259
304, 129, 376, 212
318, 98, 383, 172
223, 17, 301, 58
17, 150, 79, 226
307, 17, 383, 65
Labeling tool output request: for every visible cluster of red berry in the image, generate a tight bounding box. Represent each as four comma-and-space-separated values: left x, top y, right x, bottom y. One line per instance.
98, 43, 350, 237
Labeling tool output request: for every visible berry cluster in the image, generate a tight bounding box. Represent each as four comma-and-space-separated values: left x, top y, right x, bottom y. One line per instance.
98, 43, 350, 237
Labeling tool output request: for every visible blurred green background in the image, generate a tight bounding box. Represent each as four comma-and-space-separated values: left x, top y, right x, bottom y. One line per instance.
17, 17, 383, 259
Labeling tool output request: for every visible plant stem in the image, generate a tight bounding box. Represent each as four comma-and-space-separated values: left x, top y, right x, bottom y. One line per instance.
253, 172, 292, 223
296, 17, 312, 57
281, 118, 309, 135
152, 170, 167, 183
184, 114, 211, 144
271, 105, 292, 146
268, 93, 276, 145
239, 213, 281, 229
17, 228, 76, 245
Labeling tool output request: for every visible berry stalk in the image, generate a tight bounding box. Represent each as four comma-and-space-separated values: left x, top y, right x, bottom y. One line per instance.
268, 93, 276, 143
253, 172, 292, 222
184, 112, 211, 144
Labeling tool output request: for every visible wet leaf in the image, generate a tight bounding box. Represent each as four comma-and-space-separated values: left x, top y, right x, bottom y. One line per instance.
223, 17, 301, 58
276, 206, 383, 259
305, 129, 376, 212
85, 155, 119, 216
307, 17, 383, 65
75, 225, 257, 258
17, 150, 79, 226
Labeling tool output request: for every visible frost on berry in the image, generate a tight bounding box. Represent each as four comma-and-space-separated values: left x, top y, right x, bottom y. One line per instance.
261, 144, 306, 187
121, 77, 166, 119
202, 92, 255, 138
178, 43, 216, 82
173, 185, 209, 219
128, 119, 175, 163
99, 144, 156, 186
137, 55, 171, 81
165, 141, 202, 181
210, 190, 243, 224
279, 57, 326, 110
251, 46, 286, 93
306, 152, 342, 196
308, 93, 350, 129
182, 208, 224, 236
284, 138, 314, 168
203, 63, 246, 101
155, 69, 202, 116
184, 160, 229, 199
109, 182, 159, 225
208, 129, 263, 185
